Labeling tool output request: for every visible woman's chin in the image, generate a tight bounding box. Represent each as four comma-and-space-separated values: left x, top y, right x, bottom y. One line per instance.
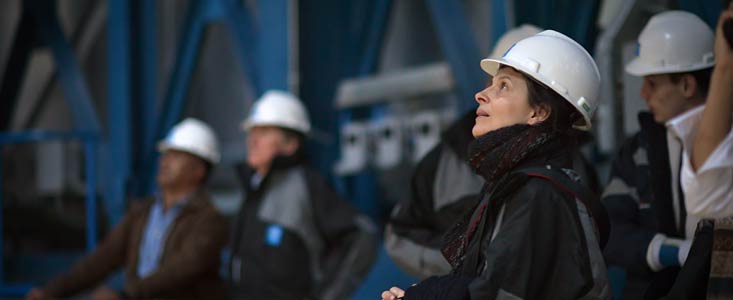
472, 125, 494, 138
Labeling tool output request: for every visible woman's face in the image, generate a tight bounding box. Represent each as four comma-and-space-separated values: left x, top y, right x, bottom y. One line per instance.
472, 67, 545, 137
246, 126, 296, 174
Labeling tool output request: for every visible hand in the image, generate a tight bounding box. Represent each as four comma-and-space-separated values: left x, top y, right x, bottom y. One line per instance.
90, 285, 122, 300
714, 6, 733, 69
25, 288, 45, 300
381, 286, 406, 300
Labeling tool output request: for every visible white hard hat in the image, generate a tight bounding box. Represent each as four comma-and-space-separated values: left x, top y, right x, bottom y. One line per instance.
625, 10, 714, 76
158, 118, 220, 164
490, 24, 542, 59
241, 90, 311, 135
481, 30, 601, 130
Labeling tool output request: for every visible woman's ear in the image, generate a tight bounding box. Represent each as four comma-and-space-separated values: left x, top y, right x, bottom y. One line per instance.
281, 138, 300, 156
527, 103, 551, 125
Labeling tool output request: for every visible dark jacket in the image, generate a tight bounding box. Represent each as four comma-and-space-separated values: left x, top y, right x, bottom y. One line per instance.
386, 112, 602, 279
42, 190, 229, 300
602, 113, 688, 299
403, 131, 609, 300
386, 112, 484, 278
229, 158, 377, 300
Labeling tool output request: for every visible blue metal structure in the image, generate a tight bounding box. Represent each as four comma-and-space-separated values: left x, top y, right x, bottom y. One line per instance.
106, 0, 132, 226
512, 0, 600, 50
425, 0, 485, 113
0, 131, 98, 296
138, 0, 269, 196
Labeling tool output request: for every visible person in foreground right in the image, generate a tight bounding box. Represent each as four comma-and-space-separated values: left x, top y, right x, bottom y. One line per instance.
672, 8, 733, 219
381, 30, 609, 300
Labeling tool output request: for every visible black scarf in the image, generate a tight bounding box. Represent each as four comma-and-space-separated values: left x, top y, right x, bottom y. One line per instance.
441, 123, 565, 272
467, 123, 559, 183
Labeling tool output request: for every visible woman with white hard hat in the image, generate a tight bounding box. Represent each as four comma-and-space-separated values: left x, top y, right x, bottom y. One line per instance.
228, 90, 377, 300
381, 30, 610, 300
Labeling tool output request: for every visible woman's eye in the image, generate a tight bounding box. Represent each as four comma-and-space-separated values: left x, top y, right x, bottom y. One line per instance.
500, 82, 508, 90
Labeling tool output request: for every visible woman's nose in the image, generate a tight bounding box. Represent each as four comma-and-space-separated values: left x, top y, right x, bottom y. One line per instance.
475, 88, 491, 104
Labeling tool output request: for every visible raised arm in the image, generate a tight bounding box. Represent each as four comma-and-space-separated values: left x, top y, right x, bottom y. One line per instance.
692, 7, 733, 171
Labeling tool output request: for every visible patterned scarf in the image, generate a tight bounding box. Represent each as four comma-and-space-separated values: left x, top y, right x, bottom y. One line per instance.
442, 123, 560, 271
467, 123, 558, 182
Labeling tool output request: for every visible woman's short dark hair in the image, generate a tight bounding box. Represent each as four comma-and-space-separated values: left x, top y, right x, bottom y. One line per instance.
280, 127, 308, 163
520, 70, 583, 133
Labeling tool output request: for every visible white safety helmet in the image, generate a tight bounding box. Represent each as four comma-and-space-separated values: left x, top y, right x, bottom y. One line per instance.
490, 24, 542, 59
241, 90, 311, 135
158, 118, 220, 164
625, 10, 715, 76
481, 30, 601, 130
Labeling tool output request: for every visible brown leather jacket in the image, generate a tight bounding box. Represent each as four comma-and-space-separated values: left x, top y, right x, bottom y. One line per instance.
41, 190, 228, 300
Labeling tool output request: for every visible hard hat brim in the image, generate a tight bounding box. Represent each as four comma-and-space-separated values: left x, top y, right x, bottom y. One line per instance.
157, 142, 219, 164
625, 56, 716, 77
624, 57, 659, 76
240, 120, 310, 136
480, 58, 592, 130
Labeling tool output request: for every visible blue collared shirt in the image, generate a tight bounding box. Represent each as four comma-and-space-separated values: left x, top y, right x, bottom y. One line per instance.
137, 195, 189, 277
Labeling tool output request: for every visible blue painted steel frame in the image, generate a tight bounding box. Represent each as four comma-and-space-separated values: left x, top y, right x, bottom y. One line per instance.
107, 0, 132, 226
142, 0, 267, 196
27, 0, 101, 133
424, 0, 485, 114
333, 0, 392, 220
490, 0, 510, 46
0, 130, 98, 296
256, 0, 289, 92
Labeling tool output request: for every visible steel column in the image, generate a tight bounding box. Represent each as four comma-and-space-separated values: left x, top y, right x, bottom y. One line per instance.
424, 0, 484, 113
490, 0, 511, 46
27, 0, 101, 132
106, 0, 132, 225
221, 0, 260, 95
256, 0, 289, 93
131, 0, 158, 197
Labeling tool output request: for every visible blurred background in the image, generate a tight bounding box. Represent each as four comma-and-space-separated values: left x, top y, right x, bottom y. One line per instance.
0, 0, 726, 299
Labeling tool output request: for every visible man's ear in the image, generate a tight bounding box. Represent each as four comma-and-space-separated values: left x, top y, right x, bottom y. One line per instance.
681, 74, 698, 99
527, 103, 551, 125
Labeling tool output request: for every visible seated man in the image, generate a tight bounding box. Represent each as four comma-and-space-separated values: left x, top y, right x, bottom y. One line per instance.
26, 118, 229, 300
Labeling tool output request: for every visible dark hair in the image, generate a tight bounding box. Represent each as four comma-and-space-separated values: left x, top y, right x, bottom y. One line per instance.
280, 127, 308, 163
668, 67, 713, 98
522, 72, 582, 133
201, 161, 213, 184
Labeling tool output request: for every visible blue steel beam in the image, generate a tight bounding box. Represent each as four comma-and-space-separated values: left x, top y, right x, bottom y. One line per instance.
349, 0, 393, 221
357, 0, 392, 75
26, 0, 101, 133
142, 0, 209, 194
490, 0, 510, 46
131, 0, 158, 197
141, 0, 261, 195
0, 130, 97, 295
256, 0, 289, 93
0, 12, 36, 130
84, 139, 98, 251
156, 0, 210, 154
424, 0, 484, 114
221, 0, 260, 95
106, 0, 132, 225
